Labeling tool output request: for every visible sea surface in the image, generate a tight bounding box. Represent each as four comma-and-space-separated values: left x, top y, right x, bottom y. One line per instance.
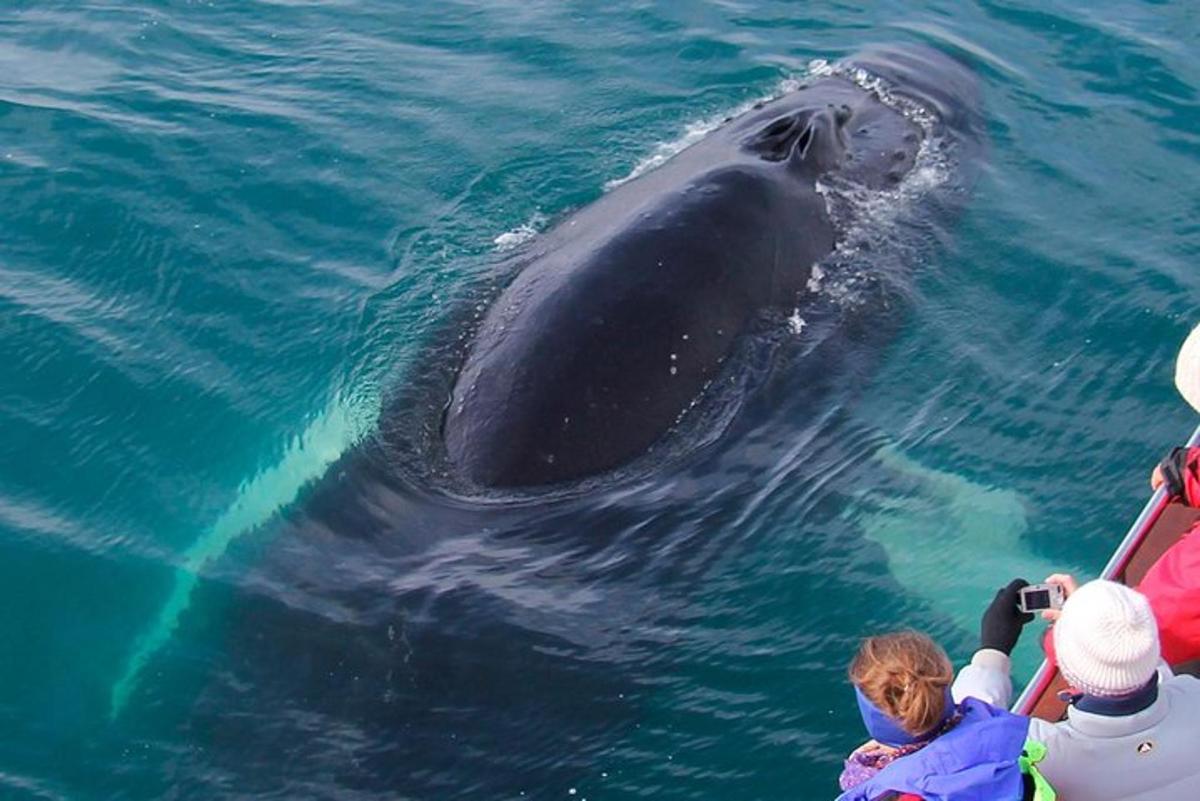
2, 2, 1199, 799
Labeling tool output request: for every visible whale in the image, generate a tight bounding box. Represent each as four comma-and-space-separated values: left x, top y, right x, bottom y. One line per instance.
105, 46, 988, 800
443, 46, 982, 488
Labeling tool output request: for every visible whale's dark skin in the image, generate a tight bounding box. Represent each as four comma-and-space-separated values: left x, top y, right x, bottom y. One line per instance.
444, 47, 981, 488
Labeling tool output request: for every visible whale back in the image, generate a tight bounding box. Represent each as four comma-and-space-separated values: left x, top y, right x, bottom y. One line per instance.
441, 50, 978, 489
443, 164, 833, 488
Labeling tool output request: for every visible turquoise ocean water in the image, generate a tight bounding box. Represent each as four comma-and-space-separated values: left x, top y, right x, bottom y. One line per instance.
2, 2, 1199, 798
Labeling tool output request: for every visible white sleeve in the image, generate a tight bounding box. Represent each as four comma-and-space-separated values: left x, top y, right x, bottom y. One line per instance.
951, 648, 1014, 707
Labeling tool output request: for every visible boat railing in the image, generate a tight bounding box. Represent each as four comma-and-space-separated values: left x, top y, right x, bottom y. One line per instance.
1012, 422, 1200, 716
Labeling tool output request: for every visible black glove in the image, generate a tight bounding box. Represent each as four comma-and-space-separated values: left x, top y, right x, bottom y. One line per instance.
980, 578, 1035, 655
1158, 446, 1190, 499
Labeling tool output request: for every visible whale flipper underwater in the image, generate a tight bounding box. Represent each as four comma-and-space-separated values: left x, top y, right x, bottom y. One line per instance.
443, 46, 982, 488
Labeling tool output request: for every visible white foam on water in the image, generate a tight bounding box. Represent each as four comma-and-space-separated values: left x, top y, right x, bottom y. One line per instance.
602, 117, 713, 191
109, 390, 381, 718
805, 263, 825, 295
787, 309, 807, 335
493, 212, 547, 251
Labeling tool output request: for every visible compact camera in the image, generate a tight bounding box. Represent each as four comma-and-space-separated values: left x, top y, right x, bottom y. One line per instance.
1018, 582, 1066, 614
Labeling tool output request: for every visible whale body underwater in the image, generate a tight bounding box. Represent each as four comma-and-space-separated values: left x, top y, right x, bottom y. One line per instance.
442, 46, 983, 489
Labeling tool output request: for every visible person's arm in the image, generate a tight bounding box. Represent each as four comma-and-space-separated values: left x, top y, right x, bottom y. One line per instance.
952, 579, 1031, 706
1152, 446, 1200, 505
952, 648, 1013, 707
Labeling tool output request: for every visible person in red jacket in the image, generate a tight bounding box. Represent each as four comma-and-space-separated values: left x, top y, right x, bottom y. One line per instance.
1139, 321, 1200, 665
1144, 444, 1200, 665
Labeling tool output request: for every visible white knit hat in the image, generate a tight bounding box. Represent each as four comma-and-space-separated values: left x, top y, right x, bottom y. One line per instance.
1053, 580, 1160, 697
1175, 323, 1200, 413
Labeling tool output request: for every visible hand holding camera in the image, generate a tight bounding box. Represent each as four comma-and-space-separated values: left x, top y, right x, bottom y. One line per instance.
979, 573, 1079, 657
1035, 573, 1078, 622
980, 578, 1036, 655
